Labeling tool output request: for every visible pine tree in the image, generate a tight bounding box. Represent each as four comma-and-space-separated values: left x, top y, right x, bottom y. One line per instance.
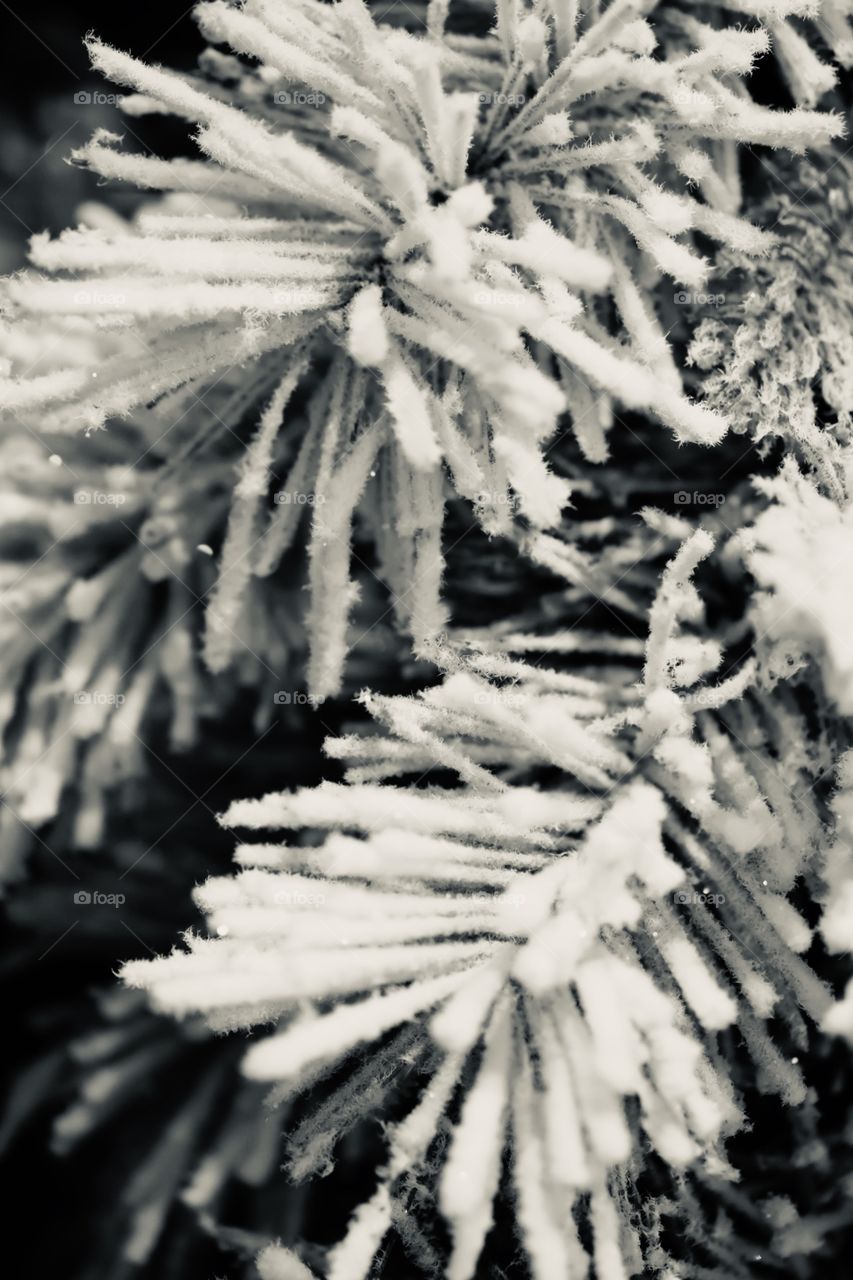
3, 2, 853, 1277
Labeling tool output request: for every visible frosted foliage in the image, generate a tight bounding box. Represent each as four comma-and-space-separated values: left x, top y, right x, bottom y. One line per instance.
2, 2, 853, 1278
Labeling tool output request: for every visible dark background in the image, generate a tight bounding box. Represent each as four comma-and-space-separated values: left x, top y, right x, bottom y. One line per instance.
0, 2, 203, 270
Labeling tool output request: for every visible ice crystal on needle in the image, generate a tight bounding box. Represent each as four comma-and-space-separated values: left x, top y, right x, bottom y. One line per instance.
688, 152, 853, 486
742, 457, 853, 713
3, 2, 853, 1278
124, 534, 837, 1278
1, 0, 845, 699
0, 324, 313, 873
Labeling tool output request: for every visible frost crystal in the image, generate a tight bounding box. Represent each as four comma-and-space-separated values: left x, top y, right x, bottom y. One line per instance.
125, 538, 838, 1277
3, 0, 844, 701
3, 2, 853, 1277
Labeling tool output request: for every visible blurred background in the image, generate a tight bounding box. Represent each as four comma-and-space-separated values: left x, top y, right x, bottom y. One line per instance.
0, 3, 203, 271
1, 9, 281, 1278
